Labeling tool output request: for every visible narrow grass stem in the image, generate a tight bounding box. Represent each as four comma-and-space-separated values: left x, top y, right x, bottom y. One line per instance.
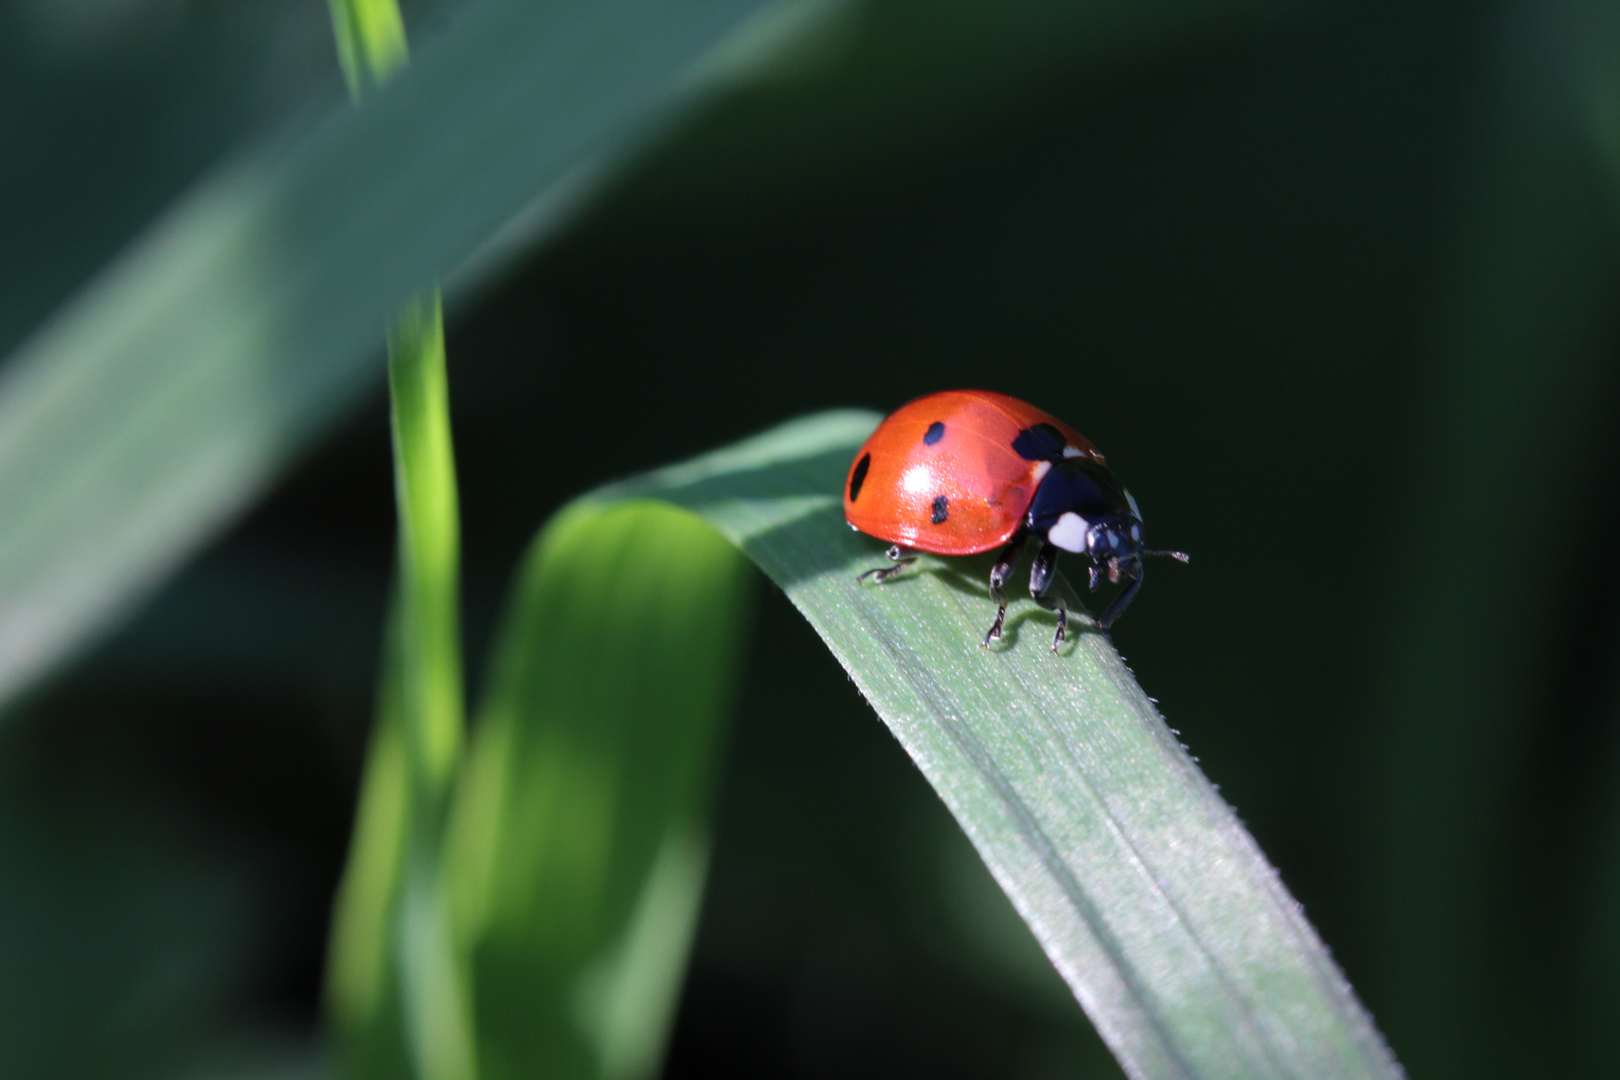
326, 5, 472, 1080
329, 0, 409, 97
386, 293, 465, 809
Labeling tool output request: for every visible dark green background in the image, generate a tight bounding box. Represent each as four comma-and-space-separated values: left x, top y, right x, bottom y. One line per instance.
3, 0, 1617, 1077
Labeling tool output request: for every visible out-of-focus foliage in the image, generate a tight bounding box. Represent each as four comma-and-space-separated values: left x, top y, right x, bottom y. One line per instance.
0, 0, 784, 707
328, 499, 752, 1080
1, 0, 1618, 1078
320, 0, 474, 1072
445, 501, 750, 1080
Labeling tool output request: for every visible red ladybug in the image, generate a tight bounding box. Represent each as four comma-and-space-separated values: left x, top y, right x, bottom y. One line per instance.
844, 390, 1187, 650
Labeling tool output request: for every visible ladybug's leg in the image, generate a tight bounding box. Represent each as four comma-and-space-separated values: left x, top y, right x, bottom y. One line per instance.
1098, 567, 1143, 630
981, 533, 1028, 647
1028, 541, 1068, 653
858, 544, 918, 584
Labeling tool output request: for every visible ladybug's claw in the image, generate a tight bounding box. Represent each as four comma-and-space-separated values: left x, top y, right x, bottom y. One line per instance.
982, 607, 1007, 647
858, 563, 911, 585
858, 544, 917, 585
1029, 539, 1069, 653
981, 535, 1026, 650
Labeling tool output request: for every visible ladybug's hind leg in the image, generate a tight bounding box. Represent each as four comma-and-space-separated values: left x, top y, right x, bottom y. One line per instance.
1028, 541, 1068, 653
858, 544, 918, 584
981, 533, 1028, 647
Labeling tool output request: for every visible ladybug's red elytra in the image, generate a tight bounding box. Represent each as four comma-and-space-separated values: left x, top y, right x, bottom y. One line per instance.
844, 390, 1187, 651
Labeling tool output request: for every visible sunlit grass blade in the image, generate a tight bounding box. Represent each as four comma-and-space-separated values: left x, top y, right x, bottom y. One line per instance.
326, 2, 476, 1074
382, 292, 466, 799
0, 0, 787, 712
329, 0, 409, 98
326, 602, 415, 1080
595, 411, 1404, 1080
441, 500, 752, 1080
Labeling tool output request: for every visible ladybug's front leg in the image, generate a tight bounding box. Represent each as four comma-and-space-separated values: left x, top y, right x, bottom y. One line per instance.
1028, 541, 1068, 653
1098, 567, 1143, 630
858, 544, 918, 584
981, 533, 1028, 647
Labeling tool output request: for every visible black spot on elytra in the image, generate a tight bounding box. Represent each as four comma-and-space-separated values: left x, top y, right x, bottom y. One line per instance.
923, 421, 945, 445
1012, 422, 1067, 461
930, 495, 949, 524
848, 453, 872, 502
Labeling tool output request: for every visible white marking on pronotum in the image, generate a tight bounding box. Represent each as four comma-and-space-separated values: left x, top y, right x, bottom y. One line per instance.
1125, 489, 1142, 521
1031, 460, 1053, 482
1062, 445, 1085, 458
1048, 512, 1089, 553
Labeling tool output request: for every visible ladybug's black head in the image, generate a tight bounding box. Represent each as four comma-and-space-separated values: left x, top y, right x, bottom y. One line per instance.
1027, 458, 1187, 572
1024, 459, 1144, 560
1024, 458, 1188, 627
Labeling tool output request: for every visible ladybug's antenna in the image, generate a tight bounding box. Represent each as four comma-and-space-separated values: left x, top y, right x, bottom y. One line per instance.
1145, 549, 1190, 563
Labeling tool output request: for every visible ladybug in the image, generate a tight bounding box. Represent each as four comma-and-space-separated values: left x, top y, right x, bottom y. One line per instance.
844, 390, 1187, 651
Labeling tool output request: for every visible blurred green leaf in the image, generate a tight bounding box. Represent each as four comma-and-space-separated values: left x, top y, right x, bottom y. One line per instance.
380, 290, 464, 809
382, 258, 471, 1080
329, 501, 753, 1080
326, 606, 415, 1080
326, 1, 474, 1073
329, 0, 409, 98
440, 500, 752, 1080
1358, 2, 1620, 1075
0, 0, 798, 711
589, 410, 1405, 1080
328, 588, 478, 1080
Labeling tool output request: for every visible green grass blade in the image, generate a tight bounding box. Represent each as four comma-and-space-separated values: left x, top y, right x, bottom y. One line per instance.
329, 0, 409, 98
383, 292, 466, 814
0, 0, 786, 710
326, 3, 474, 1075
595, 411, 1404, 1080
442, 500, 752, 1080
327, 602, 415, 1080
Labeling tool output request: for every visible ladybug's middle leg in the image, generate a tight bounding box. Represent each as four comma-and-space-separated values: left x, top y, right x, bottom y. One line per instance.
858, 544, 918, 584
981, 532, 1028, 647
1028, 540, 1069, 653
